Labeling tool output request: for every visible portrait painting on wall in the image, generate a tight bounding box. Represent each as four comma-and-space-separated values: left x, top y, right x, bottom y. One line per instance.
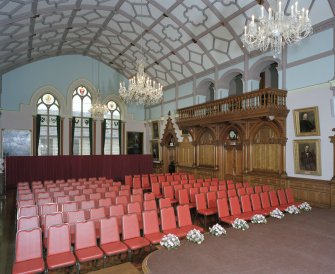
152, 121, 159, 139
2, 129, 32, 157
294, 107, 320, 136
126, 132, 143, 155
151, 140, 160, 161
293, 139, 321, 176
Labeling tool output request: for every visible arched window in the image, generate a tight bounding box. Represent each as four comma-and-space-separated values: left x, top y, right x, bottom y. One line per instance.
36, 93, 60, 155
72, 86, 92, 155
229, 74, 243, 96
103, 100, 121, 155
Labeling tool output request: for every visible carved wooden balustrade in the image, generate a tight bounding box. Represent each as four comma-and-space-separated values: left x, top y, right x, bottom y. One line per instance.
177, 88, 288, 127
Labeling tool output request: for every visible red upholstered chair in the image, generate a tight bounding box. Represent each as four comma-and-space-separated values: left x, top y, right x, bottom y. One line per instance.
240, 195, 254, 215
142, 210, 165, 245
43, 212, 63, 247
98, 198, 113, 216
67, 209, 86, 243
209, 185, 218, 192
254, 186, 262, 194
89, 207, 106, 237
89, 193, 102, 202
188, 174, 195, 180
189, 187, 199, 205
100, 217, 128, 267
206, 191, 217, 210
217, 190, 227, 199
250, 193, 271, 216
151, 183, 163, 199
18, 193, 34, 201
68, 190, 80, 197
144, 192, 155, 201
260, 192, 276, 211
173, 174, 181, 181
269, 190, 287, 211
243, 182, 250, 188
75, 221, 104, 271
39, 203, 58, 224
12, 228, 45, 274
199, 186, 209, 193
285, 188, 301, 206
109, 186, 120, 192
46, 224, 76, 272
246, 187, 255, 195
61, 201, 78, 222
53, 191, 66, 199
73, 194, 86, 203
160, 207, 187, 238
178, 188, 194, 208
132, 188, 144, 196
159, 198, 171, 209
173, 185, 183, 201
141, 176, 151, 190
227, 180, 234, 185
132, 179, 142, 189
150, 175, 158, 184
166, 175, 173, 182
130, 194, 143, 210
17, 216, 39, 231
143, 200, 158, 212
237, 187, 246, 197
227, 184, 235, 190
183, 183, 192, 190
227, 189, 237, 198
218, 185, 227, 191
217, 198, 235, 224
262, 185, 270, 192
229, 196, 252, 220
218, 180, 226, 185
115, 195, 129, 213
195, 193, 217, 228
96, 187, 106, 196
127, 202, 143, 228
122, 214, 150, 261
177, 204, 204, 233
125, 175, 132, 186
37, 197, 54, 206
235, 183, 243, 189
80, 200, 95, 219
17, 199, 35, 207
181, 174, 188, 180
55, 196, 71, 205
109, 204, 125, 232
104, 191, 117, 204
163, 186, 177, 204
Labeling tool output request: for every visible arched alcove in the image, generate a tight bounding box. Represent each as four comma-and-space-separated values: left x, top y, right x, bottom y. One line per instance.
197, 79, 215, 103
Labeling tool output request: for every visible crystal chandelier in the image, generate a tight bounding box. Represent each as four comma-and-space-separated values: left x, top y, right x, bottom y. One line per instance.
89, 91, 108, 120
119, 0, 163, 106
241, 1, 312, 58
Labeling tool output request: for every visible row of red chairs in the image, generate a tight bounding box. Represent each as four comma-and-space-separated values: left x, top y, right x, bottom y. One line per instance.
14, 205, 199, 274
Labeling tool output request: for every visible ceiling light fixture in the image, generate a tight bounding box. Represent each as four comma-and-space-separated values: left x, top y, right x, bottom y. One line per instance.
241, 1, 312, 58
119, 0, 163, 106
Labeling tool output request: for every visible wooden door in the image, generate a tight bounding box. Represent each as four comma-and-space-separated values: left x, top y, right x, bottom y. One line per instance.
224, 145, 243, 181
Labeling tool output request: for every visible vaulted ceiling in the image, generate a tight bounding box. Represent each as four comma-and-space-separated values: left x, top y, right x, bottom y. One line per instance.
0, 0, 334, 88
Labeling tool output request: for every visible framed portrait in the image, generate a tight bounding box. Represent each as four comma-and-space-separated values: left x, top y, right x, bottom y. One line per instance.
126, 131, 143, 154
293, 139, 321, 176
152, 121, 159, 139
2, 129, 32, 157
294, 107, 320, 136
180, 129, 190, 136
151, 140, 160, 161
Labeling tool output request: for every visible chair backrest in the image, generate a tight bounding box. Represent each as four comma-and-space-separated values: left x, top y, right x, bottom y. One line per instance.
243, 182, 250, 188
132, 180, 141, 189
260, 192, 271, 209
127, 202, 141, 215
141, 176, 150, 188
17, 216, 39, 231
142, 210, 160, 235
130, 194, 143, 204
206, 191, 217, 209
173, 174, 181, 181
89, 207, 106, 220
217, 190, 227, 199
100, 217, 120, 245
125, 175, 132, 186
133, 188, 144, 196
227, 189, 237, 198
277, 189, 288, 205
143, 200, 157, 211
218, 185, 227, 191
246, 187, 255, 195
209, 185, 218, 192
44, 212, 63, 237
151, 183, 161, 197
195, 193, 207, 211
18, 193, 34, 201
217, 198, 230, 218
240, 195, 252, 213
237, 187, 246, 197
163, 186, 174, 200
160, 206, 177, 230
159, 198, 171, 209
47, 224, 71, 255
73, 194, 86, 202
80, 200, 95, 210
96, 187, 106, 194
109, 204, 125, 217
61, 201, 78, 213
75, 221, 97, 250
15, 228, 43, 262
39, 203, 58, 216
229, 196, 242, 216
37, 197, 53, 205
115, 195, 128, 211
250, 193, 262, 211
17, 199, 35, 207
285, 188, 296, 204
82, 188, 94, 195
269, 190, 279, 207
177, 204, 192, 227
98, 198, 112, 208
262, 185, 271, 192
235, 183, 243, 189
189, 188, 199, 203
254, 186, 262, 194
89, 193, 102, 200
199, 186, 208, 193
122, 214, 141, 240
178, 189, 190, 205
227, 184, 235, 190
55, 196, 70, 204
67, 210, 86, 224
144, 192, 155, 201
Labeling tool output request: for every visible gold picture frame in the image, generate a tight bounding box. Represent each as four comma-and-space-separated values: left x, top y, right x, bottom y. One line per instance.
151, 140, 160, 161
152, 121, 159, 139
293, 139, 321, 176
294, 106, 320, 136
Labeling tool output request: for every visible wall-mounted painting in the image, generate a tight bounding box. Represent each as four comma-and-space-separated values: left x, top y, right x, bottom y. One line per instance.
294, 139, 321, 176
294, 107, 320, 136
2, 129, 32, 157
127, 131, 143, 154
152, 121, 159, 139
151, 140, 160, 161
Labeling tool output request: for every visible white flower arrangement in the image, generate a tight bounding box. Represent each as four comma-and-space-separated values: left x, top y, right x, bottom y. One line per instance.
251, 214, 267, 224
285, 205, 300, 214
186, 229, 205, 244
270, 208, 285, 219
232, 218, 249, 231
298, 202, 312, 211
209, 223, 227, 237
160, 234, 181, 250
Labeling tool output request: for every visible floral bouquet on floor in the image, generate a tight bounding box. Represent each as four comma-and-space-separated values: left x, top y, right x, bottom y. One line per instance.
285, 205, 300, 214
186, 229, 205, 244
232, 218, 249, 231
160, 234, 181, 250
270, 208, 285, 219
251, 214, 267, 224
298, 202, 312, 211
209, 223, 227, 237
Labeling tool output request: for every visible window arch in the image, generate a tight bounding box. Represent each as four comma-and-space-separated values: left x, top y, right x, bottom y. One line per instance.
103, 100, 121, 155
36, 93, 60, 155
72, 86, 93, 155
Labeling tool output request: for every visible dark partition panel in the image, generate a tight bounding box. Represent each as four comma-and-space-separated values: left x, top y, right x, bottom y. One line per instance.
5, 155, 153, 189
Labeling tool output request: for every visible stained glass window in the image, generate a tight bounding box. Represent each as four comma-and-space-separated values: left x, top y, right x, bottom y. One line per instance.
104, 100, 121, 155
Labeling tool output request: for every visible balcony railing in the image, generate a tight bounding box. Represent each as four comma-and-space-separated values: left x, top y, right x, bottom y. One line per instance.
176, 88, 288, 126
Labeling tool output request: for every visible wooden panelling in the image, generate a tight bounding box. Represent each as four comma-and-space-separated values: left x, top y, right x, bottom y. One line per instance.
177, 137, 194, 167
252, 144, 280, 172
199, 145, 215, 167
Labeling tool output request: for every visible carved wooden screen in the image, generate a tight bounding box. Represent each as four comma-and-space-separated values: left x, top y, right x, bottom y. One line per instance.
178, 136, 194, 167
198, 130, 215, 167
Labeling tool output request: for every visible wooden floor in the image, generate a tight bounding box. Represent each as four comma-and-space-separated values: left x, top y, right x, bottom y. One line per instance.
0, 190, 146, 274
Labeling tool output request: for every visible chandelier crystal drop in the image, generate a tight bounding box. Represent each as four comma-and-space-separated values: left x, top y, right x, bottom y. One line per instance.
119, 57, 163, 106
241, 1, 312, 58
89, 91, 108, 120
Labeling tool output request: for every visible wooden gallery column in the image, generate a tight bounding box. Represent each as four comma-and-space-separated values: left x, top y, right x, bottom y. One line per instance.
330, 128, 335, 208
161, 117, 178, 173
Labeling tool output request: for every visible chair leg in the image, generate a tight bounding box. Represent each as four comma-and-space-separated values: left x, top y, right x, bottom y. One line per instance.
103, 255, 107, 268
76, 262, 80, 274
128, 249, 132, 262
